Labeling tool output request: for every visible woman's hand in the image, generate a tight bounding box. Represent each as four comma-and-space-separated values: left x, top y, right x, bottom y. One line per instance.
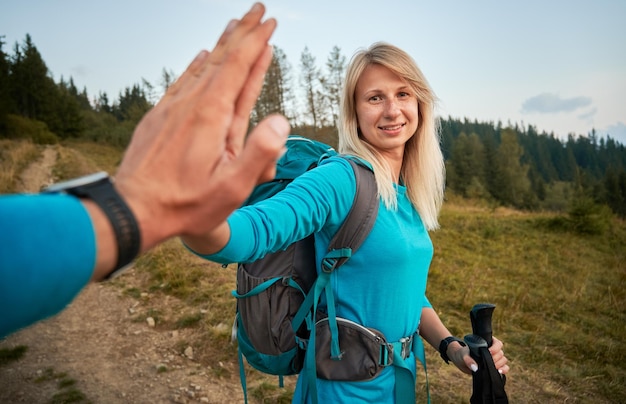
448, 336, 509, 375
488, 336, 510, 374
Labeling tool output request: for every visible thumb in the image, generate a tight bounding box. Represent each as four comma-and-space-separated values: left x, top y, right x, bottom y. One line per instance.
235, 114, 290, 185
465, 356, 479, 374
449, 343, 477, 375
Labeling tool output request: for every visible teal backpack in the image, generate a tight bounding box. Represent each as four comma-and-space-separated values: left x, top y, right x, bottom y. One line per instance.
231, 135, 379, 403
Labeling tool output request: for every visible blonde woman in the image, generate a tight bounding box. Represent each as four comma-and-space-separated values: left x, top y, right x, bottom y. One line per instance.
184, 42, 508, 403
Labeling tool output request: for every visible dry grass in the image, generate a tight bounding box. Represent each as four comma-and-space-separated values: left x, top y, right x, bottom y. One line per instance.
427, 202, 625, 403
53, 143, 105, 181
61, 140, 123, 175
0, 139, 40, 193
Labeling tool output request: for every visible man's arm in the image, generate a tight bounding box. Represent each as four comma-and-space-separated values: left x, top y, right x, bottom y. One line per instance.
0, 2, 289, 337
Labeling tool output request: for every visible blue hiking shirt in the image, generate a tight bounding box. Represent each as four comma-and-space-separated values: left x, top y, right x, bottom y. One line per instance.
0, 194, 95, 338
193, 156, 434, 403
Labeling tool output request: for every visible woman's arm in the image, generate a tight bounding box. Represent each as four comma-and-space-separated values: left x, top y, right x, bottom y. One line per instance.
183, 157, 359, 265
180, 221, 232, 256
419, 306, 509, 375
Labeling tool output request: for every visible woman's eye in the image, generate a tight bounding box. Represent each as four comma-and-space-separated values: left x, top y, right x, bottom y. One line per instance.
369, 95, 381, 102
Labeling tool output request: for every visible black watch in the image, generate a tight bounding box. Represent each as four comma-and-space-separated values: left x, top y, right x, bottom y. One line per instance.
438, 336, 466, 364
44, 171, 141, 280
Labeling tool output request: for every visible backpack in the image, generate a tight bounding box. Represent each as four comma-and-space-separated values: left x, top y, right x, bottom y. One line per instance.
231, 135, 379, 403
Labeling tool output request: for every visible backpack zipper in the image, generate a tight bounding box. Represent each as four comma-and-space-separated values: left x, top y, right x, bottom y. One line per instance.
316, 316, 383, 343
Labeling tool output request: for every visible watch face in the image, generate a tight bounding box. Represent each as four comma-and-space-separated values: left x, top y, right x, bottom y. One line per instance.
43, 171, 110, 193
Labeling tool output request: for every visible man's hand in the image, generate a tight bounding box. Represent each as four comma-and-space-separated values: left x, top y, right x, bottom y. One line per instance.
114, 2, 289, 252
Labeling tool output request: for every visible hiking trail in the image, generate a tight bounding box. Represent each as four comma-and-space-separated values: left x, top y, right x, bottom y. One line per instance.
1, 147, 244, 403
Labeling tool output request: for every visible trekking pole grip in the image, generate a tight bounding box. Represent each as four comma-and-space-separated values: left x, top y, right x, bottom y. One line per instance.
470, 303, 496, 347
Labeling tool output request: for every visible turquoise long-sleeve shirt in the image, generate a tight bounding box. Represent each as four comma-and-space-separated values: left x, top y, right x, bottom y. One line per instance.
193, 156, 434, 403
0, 194, 96, 338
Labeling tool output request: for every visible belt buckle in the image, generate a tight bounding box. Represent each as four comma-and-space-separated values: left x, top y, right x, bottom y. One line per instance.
400, 335, 413, 359
381, 343, 394, 366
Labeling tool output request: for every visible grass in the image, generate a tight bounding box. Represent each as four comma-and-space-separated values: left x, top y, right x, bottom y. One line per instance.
0, 345, 28, 366
50, 388, 89, 404
0, 139, 40, 192
4, 140, 625, 403
33, 368, 91, 404
128, 239, 241, 364
426, 202, 626, 403
125, 200, 624, 403
60, 139, 123, 175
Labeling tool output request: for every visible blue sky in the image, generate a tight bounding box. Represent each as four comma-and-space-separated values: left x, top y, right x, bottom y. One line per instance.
2, 0, 625, 144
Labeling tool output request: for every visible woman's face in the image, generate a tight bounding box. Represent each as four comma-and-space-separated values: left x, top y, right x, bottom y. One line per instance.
354, 64, 418, 159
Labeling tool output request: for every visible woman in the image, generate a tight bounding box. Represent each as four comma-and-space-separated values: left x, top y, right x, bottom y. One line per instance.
183, 42, 509, 403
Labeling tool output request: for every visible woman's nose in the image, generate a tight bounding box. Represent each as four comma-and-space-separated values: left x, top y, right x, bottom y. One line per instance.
384, 99, 401, 118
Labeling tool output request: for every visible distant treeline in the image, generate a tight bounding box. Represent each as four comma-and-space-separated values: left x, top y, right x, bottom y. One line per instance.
1, 34, 625, 218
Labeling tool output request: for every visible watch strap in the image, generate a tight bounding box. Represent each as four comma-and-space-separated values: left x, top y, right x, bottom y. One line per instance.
85, 177, 140, 278
53, 173, 141, 279
439, 336, 466, 364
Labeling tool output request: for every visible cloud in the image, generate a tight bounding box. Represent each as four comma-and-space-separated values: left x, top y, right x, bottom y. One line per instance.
578, 107, 597, 121
521, 93, 592, 114
69, 64, 89, 79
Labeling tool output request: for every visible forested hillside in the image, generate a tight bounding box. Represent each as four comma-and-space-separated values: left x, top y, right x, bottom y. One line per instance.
1, 34, 624, 218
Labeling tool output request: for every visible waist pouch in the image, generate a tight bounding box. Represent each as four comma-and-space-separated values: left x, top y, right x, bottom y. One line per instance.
315, 316, 412, 381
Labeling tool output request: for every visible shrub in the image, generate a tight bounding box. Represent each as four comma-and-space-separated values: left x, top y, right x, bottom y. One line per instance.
568, 196, 612, 235
4, 114, 59, 144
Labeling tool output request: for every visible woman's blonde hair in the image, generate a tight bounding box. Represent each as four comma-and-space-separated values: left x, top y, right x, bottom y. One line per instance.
338, 42, 445, 230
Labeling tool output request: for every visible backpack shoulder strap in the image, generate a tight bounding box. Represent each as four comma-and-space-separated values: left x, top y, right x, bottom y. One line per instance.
325, 158, 379, 269
298, 158, 379, 404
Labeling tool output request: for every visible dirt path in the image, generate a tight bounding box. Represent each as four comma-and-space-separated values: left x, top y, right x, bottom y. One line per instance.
0, 148, 244, 403
16, 146, 57, 193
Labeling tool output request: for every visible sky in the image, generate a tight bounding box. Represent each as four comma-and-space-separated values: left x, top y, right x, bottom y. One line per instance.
2, 0, 625, 144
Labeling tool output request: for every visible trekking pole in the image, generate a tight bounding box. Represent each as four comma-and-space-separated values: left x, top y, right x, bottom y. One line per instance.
464, 303, 508, 404
470, 303, 495, 345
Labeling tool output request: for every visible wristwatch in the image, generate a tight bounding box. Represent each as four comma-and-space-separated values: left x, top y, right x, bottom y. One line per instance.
438, 336, 467, 364
43, 171, 141, 280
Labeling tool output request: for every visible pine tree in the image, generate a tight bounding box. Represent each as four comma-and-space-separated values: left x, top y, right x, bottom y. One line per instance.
450, 132, 485, 197
254, 47, 292, 125
299, 46, 326, 129
55, 78, 85, 138
322, 46, 345, 128
495, 129, 532, 207
113, 84, 151, 123
0, 36, 13, 132
10, 35, 53, 120
160, 68, 177, 93
482, 130, 501, 200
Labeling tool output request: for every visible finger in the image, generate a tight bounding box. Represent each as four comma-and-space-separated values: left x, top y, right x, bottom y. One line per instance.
230, 114, 289, 186
190, 17, 276, 139
161, 50, 210, 98
170, 3, 267, 101
464, 356, 478, 375
227, 44, 274, 154
213, 19, 239, 49
208, 3, 266, 63
170, 13, 240, 96
494, 351, 508, 368
489, 337, 503, 355
205, 18, 277, 113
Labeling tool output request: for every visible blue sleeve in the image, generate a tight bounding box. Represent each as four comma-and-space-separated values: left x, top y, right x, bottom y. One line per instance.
0, 194, 96, 338
194, 157, 357, 264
